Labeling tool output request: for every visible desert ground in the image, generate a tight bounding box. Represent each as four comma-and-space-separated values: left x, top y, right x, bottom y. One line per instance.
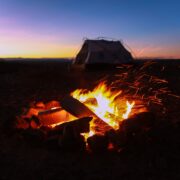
0, 59, 180, 179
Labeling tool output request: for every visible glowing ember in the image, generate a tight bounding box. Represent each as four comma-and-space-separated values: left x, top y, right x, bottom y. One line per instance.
71, 82, 136, 138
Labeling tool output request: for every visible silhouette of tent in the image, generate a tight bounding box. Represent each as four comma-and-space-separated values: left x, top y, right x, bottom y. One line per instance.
73, 39, 133, 67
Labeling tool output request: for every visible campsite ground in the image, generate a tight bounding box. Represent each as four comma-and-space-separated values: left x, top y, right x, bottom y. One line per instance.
0, 59, 180, 179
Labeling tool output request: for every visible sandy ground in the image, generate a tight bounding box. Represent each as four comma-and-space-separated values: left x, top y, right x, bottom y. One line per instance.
0, 59, 180, 179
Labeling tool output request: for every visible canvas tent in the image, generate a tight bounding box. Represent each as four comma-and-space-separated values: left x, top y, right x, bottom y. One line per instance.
72, 39, 133, 68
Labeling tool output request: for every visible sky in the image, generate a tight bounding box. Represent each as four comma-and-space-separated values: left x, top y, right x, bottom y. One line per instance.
0, 0, 180, 58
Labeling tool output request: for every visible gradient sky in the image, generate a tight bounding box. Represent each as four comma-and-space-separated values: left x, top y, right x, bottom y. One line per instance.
0, 0, 180, 58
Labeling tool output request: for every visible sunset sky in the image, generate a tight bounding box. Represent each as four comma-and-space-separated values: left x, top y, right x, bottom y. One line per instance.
0, 0, 180, 58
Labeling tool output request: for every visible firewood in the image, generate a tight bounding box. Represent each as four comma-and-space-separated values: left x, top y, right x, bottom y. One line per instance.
58, 125, 86, 151
105, 112, 156, 150
38, 107, 74, 126
87, 134, 109, 153
59, 95, 98, 118
53, 116, 93, 134
109, 112, 156, 150
59, 96, 113, 133
120, 112, 156, 133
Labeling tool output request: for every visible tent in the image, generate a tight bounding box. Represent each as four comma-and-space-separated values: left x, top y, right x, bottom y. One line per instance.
72, 39, 133, 68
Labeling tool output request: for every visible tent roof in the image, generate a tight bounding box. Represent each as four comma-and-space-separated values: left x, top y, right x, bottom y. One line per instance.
85, 39, 126, 51
74, 39, 133, 65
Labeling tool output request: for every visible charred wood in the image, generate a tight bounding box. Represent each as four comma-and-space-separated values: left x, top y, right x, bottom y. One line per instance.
120, 112, 156, 133
52, 116, 92, 134
58, 125, 86, 151
60, 95, 99, 119
87, 134, 109, 153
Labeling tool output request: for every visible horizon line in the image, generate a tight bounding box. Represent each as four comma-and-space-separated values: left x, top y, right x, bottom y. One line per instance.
1, 56, 180, 60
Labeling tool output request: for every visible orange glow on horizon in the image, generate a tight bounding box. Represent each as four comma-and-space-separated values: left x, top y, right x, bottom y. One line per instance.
0, 34, 79, 58
0, 44, 77, 58
0, 53, 75, 59
0, 35, 180, 59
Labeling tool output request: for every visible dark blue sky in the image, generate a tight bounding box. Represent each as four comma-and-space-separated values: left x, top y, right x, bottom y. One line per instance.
0, 0, 180, 58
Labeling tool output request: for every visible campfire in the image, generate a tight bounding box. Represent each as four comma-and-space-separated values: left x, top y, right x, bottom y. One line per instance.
71, 82, 143, 139
15, 80, 149, 152
15, 62, 172, 153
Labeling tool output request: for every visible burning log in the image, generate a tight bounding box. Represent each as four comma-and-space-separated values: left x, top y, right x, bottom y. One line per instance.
38, 107, 75, 126
60, 95, 98, 119
59, 95, 113, 133
52, 116, 93, 134
87, 134, 109, 153
45, 117, 92, 150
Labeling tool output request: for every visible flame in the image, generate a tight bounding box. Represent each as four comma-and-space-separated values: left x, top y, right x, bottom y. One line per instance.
71, 82, 135, 139
122, 101, 135, 119
81, 129, 95, 141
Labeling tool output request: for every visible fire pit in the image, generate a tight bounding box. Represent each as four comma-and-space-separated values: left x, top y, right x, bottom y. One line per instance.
15, 80, 151, 152
15, 62, 174, 153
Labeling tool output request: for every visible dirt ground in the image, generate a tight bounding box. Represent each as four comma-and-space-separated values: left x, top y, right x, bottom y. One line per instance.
0, 59, 180, 180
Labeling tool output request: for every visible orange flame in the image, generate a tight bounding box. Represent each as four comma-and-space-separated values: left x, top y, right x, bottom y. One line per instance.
71, 82, 135, 139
